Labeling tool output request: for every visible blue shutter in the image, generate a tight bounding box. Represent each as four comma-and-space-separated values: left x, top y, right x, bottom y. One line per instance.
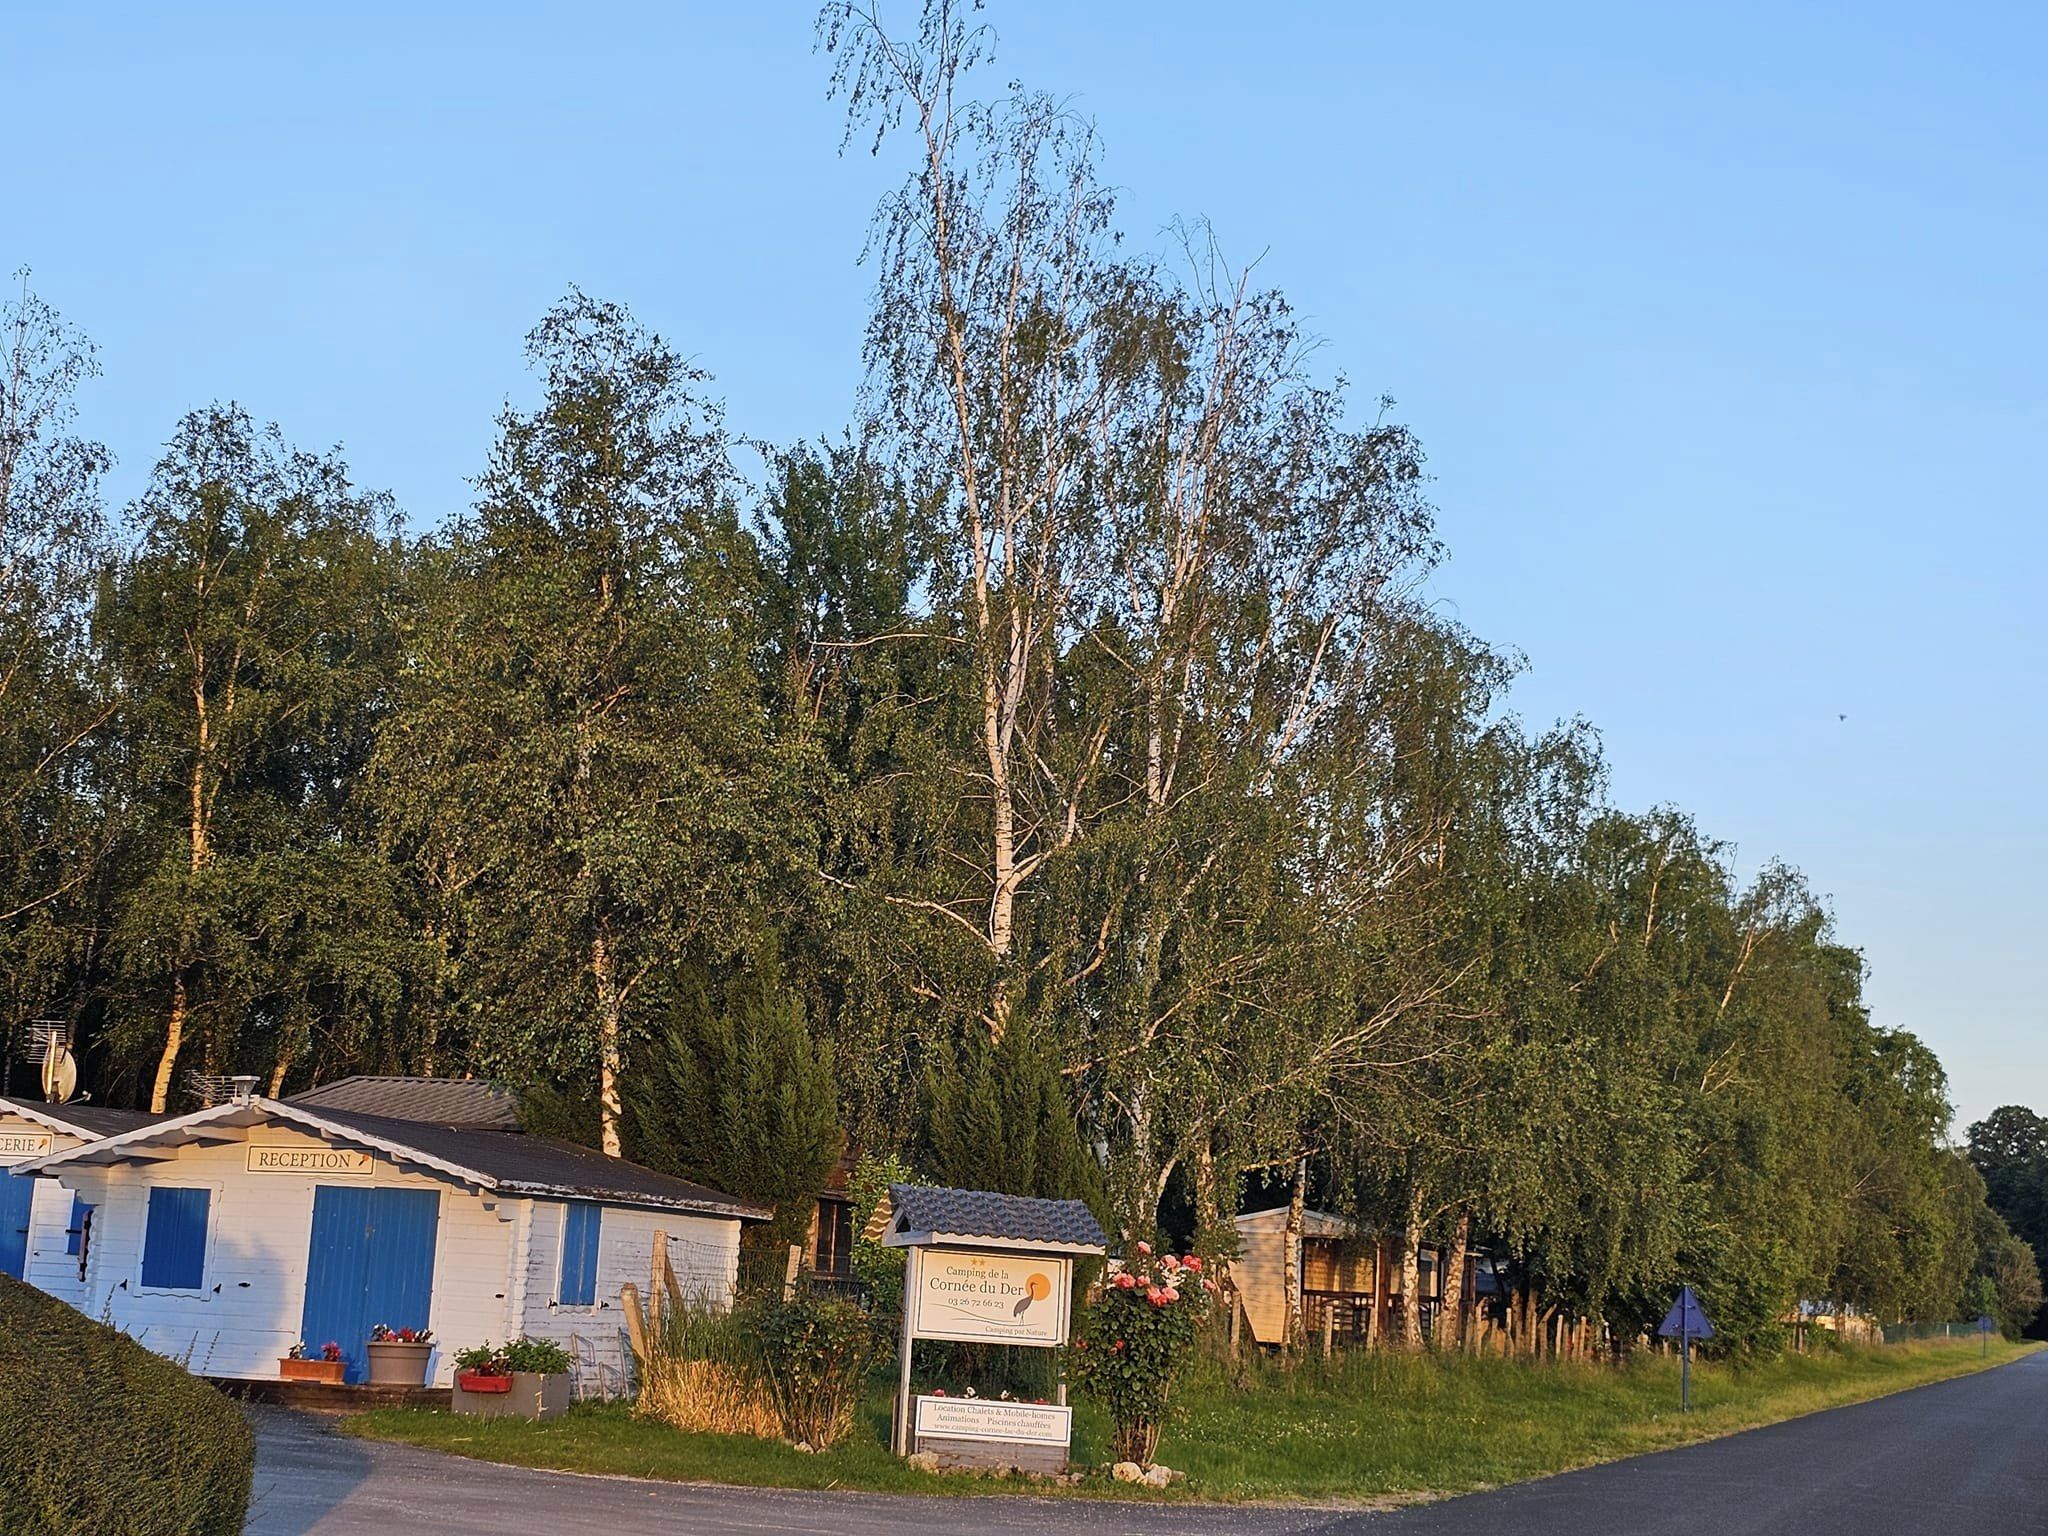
558, 1202, 601, 1306
141, 1187, 210, 1289
65, 1195, 91, 1256
0, 1172, 32, 1280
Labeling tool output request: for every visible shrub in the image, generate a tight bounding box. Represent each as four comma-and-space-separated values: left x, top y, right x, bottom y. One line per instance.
1068, 1245, 1214, 1464
742, 1290, 886, 1449
0, 1274, 255, 1536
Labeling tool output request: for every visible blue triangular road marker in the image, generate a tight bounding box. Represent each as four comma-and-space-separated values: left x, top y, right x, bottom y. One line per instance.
1658, 1285, 1715, 1340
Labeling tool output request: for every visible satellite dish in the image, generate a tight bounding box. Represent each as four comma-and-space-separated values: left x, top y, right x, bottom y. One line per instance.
41, 1028, 77, 1104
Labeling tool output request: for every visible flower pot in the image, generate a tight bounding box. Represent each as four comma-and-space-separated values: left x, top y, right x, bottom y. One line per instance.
366, 1339, 434, 1386
452, 1370, 571, 1420
279, 1357, 346, 1386
457, 1370, 513, 1394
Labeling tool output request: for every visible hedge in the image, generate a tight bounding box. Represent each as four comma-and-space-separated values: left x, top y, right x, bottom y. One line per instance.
0, 1274, 255, 1536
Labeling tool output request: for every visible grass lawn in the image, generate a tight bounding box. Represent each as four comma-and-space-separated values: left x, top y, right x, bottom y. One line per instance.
343, 1335, 2039, 1506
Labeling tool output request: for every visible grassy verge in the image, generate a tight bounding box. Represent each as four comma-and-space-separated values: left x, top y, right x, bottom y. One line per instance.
343, 1336, 2038, 1505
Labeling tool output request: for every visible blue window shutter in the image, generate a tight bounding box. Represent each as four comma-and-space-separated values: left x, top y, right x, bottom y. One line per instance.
65, 1195, 91, 1256
559, 1202, 601, 1306
141, 1187, 210, 1289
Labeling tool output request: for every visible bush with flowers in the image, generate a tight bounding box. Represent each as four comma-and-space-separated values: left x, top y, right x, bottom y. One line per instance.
1067, 1242, 1216, 1464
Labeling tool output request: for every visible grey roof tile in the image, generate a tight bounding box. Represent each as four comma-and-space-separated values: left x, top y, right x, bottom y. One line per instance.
287, 1076, 520, 1129
303, 1106, 773, 1222
0, 1098, 163, 1138
887, 1183, 1106, 1250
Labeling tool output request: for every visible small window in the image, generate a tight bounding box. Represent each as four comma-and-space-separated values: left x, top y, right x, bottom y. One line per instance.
559, 1202, 601, 1306
812, 1198, 854, 1276
140, 1187, 210, 1290
65, 1195, 92, 1256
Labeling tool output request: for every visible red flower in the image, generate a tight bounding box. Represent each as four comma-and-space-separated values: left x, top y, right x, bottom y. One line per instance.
1135, 1241, 1153, 1257
1114, 1271, 1138, 1289
1113, 1340, 1125, 1350
1182, 1255, 1203, 1274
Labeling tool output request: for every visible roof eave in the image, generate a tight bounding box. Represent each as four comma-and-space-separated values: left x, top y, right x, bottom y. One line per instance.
882, 1227, 1105, 1257
496, 1179, 773, 1223
0, 1100, 109, 1142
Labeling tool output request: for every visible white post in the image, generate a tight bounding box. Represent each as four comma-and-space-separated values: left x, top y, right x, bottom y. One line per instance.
893, 1247, 917, 1455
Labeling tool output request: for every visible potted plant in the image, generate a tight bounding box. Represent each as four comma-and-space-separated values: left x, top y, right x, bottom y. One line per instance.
278, 1341, 346, 1386
365, 1323, 435, 1386
453, 1344, 513, 1394
451, 1337, 574, 1420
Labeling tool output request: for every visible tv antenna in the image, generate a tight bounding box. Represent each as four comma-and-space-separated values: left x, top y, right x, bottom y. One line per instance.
22, 1019, 81, 1104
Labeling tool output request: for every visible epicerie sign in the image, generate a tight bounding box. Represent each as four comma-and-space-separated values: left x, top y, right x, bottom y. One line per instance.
0, 1131, 54, 1159
908, 1248, 1072, 1346
246, 1145, 374, 1176
914, 1394, 1072, 1446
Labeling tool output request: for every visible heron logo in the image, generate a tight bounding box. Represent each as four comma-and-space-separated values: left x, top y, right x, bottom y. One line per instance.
1011, 1271, 1052, 1317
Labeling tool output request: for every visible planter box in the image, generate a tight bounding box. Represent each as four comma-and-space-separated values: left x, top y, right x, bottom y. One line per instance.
279, 1357, 346, 1386
366, 1340, 434, 1387
453, 1370, 570, 1421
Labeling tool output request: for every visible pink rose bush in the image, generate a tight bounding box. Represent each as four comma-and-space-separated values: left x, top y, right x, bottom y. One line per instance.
1069, 1244, 1213, 1465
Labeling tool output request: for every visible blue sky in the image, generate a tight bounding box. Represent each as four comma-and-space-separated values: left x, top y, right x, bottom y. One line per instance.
7, 3, 2041, 1129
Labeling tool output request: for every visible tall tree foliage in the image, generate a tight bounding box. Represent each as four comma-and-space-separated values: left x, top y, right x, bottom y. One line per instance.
98, 407, 404, 1109
373, 293, 792, 1154
0, 276, 111, 1088
0, 1, 2015, 1352
626, 944, 840, 1263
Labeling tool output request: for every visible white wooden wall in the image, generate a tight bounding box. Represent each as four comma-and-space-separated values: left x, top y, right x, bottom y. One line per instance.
518, 1198, 741, 1398
50, 1125, 513, 1387
1, 1111, 90, 1310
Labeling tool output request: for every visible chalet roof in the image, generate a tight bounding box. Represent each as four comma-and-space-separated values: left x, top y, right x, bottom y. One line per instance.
287, 1076, 520, 1130
1235, 1205, 1358, 1240
875, 1183, 1106, 1255
0, 1098, 163, 1140
23, 1098, 773, 1223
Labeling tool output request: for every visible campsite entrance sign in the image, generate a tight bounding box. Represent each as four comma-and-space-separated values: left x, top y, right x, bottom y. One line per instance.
1658, 1286, 1715, 1412
872, 1184, 1106, 1471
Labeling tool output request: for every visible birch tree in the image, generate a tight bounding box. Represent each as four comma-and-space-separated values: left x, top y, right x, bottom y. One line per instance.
375, 293, 789, 1155
99, 406, 403, 1109
0, 275, 110, 1082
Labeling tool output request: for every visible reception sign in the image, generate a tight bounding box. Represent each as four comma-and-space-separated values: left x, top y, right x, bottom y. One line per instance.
247, 1144, 374, 1176
909, 1248, 1072, 1345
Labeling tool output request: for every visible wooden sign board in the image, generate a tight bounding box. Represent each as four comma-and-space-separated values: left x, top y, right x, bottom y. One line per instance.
247, 1144, 374, 1176
913, 1395, 1071, 1473
0, 1130, 54, 1159
908, 1248, 1072, 1346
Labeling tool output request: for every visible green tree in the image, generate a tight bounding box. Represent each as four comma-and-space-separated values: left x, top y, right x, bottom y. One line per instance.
921, 1020, 1101, 1206
1968, 1105, 2048, 1333
626, 944, 840, 1265
97, 405, 408, 1108
0, 275, 112, 1090
375, 292, 795, 1152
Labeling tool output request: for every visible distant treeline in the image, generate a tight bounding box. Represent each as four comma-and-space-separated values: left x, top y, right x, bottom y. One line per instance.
1, 0, 2036, 1351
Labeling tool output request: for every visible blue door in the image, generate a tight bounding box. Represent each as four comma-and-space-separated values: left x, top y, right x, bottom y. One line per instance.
299, 1186, 440, 1383
0, 1171, 33, 1279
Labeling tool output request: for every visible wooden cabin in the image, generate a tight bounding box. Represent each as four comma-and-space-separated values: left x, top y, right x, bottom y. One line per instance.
1227, 1205, 1488, 1348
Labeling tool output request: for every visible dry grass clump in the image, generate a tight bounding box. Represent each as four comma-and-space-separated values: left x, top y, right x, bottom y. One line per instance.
637, 1354, 782, 1438
625, 1283, 781, 1437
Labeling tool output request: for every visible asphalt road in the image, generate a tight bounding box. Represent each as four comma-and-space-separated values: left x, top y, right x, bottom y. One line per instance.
244, 1350, 2048, 1536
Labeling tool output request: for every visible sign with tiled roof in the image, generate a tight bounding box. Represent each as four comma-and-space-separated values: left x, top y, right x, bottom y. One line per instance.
873, 1184, 1107, 1255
